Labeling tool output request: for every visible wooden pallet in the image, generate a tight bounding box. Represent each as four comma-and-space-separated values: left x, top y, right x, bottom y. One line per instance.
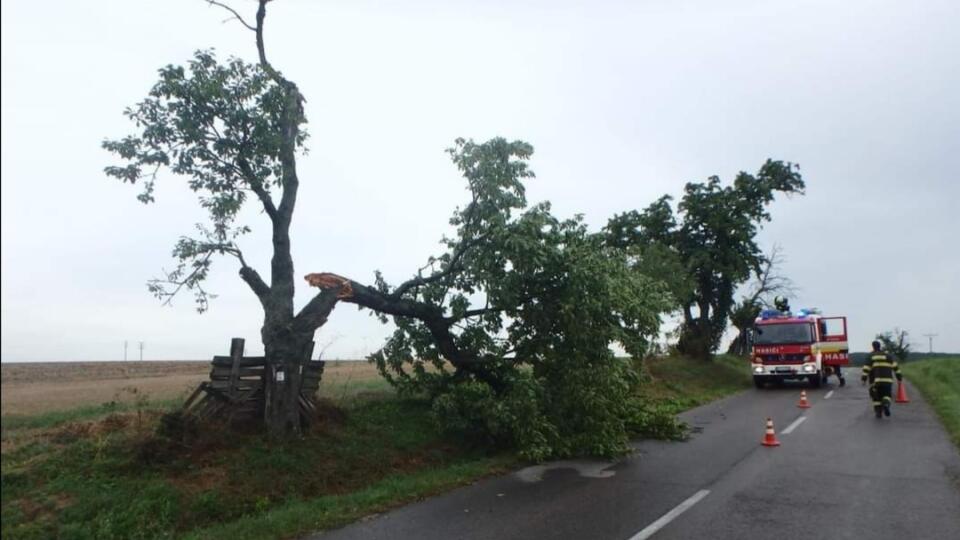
183, 338, 325, 427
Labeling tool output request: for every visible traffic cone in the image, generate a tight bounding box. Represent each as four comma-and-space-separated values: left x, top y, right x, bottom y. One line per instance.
797, 390, 811, 409
896, 382, 910, 403
761, 417, 781, 447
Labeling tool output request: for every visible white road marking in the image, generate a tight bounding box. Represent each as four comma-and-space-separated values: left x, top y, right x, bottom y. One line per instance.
825, 390, 834, 399
781, 416, 807, 435
627, 489, 710, 540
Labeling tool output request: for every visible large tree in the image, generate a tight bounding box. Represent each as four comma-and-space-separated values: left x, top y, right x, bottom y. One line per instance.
604, 161, 805, 360
306, 138, 676, 460
104, 1, 344, 436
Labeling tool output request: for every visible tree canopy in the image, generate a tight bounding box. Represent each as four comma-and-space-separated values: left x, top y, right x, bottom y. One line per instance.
604, 161, 805, 359
876, 328, 911, 362
104, 49, 304, 311
307, 138, 678, 460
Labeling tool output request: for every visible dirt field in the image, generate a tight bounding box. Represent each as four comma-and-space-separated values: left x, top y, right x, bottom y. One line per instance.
1, 360, 383, 417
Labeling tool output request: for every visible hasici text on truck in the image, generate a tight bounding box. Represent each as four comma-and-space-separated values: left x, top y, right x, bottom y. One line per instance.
748, 308, 849, 388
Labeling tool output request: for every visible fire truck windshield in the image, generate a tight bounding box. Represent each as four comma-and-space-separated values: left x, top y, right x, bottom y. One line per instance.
754, 323, 813, 345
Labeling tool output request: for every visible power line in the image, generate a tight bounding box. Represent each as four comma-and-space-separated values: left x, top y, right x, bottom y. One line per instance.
921, 333, 938, 354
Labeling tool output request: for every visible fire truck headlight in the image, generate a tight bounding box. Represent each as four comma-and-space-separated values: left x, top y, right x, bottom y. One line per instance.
802, 364, 815, 373
753, 366, 764, 374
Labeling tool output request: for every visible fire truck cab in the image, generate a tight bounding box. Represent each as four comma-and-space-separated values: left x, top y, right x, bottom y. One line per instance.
749, 308, 849, 389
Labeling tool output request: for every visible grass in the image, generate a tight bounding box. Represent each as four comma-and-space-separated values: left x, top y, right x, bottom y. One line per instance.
2, 398, 183, 432
2, 394, 506, 540
2, 355, 750, 539
640, 354, 752, 413
184, 456, 514, 540
901, 357, 960, 449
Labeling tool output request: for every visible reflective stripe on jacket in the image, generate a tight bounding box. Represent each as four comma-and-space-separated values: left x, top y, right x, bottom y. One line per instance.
861, 353, 903, 384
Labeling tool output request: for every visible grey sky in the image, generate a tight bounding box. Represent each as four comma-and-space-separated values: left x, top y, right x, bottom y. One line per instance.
2, 0, 958, 361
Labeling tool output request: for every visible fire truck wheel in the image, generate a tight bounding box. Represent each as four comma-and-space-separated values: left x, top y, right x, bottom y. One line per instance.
808, 374, 822, 388
753, 376, 765, 389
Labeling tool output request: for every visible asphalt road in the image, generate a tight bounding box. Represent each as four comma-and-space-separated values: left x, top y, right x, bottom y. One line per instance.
311, 378, 960, 540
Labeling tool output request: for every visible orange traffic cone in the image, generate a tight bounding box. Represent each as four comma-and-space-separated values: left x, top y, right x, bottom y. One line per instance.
797, 390, 811, 409
896, 382, 910, 403
761, 417, 781, 447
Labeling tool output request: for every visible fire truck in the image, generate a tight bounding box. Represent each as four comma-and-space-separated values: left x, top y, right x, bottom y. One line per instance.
749, 308, 849, 388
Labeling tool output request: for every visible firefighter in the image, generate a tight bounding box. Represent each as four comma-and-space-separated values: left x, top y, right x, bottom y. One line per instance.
861, 340, 902, 418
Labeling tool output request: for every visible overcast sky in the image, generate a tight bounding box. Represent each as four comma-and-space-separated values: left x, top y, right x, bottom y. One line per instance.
2, 0, 958, 362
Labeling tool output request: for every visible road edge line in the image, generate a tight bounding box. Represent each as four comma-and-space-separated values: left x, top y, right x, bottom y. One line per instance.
627, 489, 710, 540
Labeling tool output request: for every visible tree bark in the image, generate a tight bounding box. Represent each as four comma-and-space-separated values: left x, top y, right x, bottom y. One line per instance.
262, 323, 313, 437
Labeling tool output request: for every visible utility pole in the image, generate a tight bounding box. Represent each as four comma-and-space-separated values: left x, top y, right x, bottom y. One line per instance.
139, 341, 145, 361
124, 340, 128, 361
922, 333, 938, 354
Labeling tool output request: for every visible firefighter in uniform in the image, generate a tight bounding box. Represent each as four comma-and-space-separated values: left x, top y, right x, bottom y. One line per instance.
861, 340, 902, 418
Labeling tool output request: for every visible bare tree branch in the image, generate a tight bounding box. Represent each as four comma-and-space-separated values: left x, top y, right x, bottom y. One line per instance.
239, 266, 270, 306
206, 1, 257, 31
255, 0, 273, 70
746, 244, 797, 307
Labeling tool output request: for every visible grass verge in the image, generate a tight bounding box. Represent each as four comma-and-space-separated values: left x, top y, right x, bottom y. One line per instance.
901, 357, 960, 449
2, 356, 750, 540
2, 398, 183, 432
640, 354, 752, 413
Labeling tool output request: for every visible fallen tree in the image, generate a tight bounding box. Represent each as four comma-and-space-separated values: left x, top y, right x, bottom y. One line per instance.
105, 0, 678, 452
307, 138, 677, 460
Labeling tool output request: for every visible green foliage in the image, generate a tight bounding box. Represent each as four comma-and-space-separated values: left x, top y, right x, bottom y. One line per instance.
368, 138, 674, 461
876, 328, 911, 362
901, 357, 960, 449
729, 298, 762, 334
2, 354, 748, 538
727, 298, 762, 355
103, 49, 304, 311
604, 161, 804, 359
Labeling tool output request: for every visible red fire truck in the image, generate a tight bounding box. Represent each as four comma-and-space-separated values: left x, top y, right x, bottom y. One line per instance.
749, 308, 849, 388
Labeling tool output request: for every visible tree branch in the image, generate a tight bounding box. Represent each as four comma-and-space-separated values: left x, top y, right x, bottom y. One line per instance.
237, 157, 278, 220
391, 236, 482, 299
292, 287, 343, 334
745, 244, 797, 307
391, 192, 485, 299
206, 0, 257, 31
255, 0, 272, 70
239, 266, 270, 307
189, 239, 272, 308
304, 273, 493, 367
148, 253, 215, 312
